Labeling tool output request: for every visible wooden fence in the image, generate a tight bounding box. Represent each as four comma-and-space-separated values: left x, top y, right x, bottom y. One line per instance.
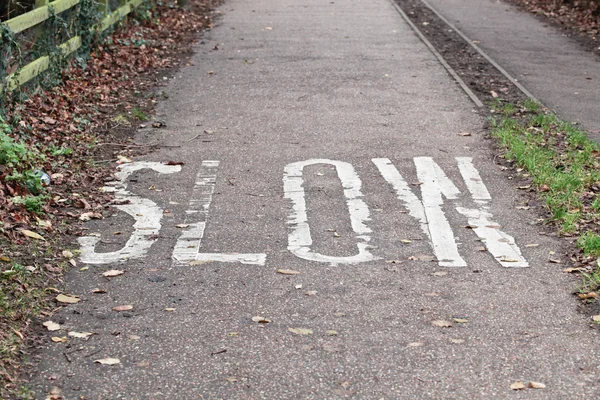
0, 0, 147, 92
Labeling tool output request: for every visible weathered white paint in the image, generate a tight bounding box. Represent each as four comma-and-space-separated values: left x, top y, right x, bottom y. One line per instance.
372, 158, 430, 240
414, 157, 467, 267
172, 160, 266, 265
456, 157, 491, 201
283, 159, 378, 265
78, 161, 182, 264
456, 157, 528, 268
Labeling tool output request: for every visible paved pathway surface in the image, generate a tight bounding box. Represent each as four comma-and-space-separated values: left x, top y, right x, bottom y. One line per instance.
31, 0, 600, 398
426, 0, 600, 137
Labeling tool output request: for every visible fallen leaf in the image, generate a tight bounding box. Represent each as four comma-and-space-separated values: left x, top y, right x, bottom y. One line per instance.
407, 342, 424, 347
525, 243, 539, 248
127, 334, 140, 340
457, 132, 472, 136
51, 336, 67, 343
305, 290, 317, 296
68, 331, 94, 339
295, 284, 303, 289
43, 321, 61, 331
228, 332, 239, 337
563, 267, 583, 273
400, 239, 412, 244
499, 256, 521, 263
592, 315, 600, 322
450, 338, 465, 344
62, 250, 74, 258
112, 305, 133, 312
288, 327, 313, 335
175, 224, 190, 228
92, 288, 107, 294
432, 271, 448, 276
490, 90, 499, 98
80, 266, 89, 271
333, 232, 341, 238
56, 294, 80, 304
20, 229, 45, 241
549, 258, 561, 264
251, 316, 271, 323
517, 185, 531, 190
431, 320, 453, 328
528, 381, 546, 389
79, 212, 102, 221
510, 381, 526, 390
264, 26, 273, 30
94, 358, 120, 365
453, 318, 469, 324
102, 270, 124, 277
277, 269, 301, 275
164, 161, 185, 166
326, 330, 338, 336
164, 307, 176, 312
578, 292, 599, 299
226, 376, 240, 383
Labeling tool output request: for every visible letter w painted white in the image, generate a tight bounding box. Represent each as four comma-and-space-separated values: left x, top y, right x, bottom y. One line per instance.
283, 159, 378, 265
78, 161, 182, 264
455, 157, 528, 268
374, 157, 528, 268
172, 160, 266, 265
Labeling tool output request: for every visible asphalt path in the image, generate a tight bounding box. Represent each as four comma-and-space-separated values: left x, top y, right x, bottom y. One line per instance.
31, 0, 600, 398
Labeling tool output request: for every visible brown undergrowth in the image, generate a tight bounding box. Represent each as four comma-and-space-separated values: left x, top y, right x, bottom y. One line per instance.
0, 1, 220, 396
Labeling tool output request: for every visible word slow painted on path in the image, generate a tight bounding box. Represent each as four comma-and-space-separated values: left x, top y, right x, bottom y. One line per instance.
78, 158, 528, 268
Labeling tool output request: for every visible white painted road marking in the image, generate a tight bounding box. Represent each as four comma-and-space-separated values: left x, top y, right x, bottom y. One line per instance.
79, 158, 527, 268
172, 160, 267, 265
414, 157, 467, 267
455, 157, 528, 267
376, 157, 528, 268
283, 159, 379, 265
78, 161, 182, 264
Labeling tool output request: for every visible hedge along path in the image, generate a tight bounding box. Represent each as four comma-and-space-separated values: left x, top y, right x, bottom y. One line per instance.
0, 0, 145, 92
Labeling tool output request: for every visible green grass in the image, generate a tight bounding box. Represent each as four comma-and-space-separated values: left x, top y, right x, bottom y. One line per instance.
490, 101, 600, 292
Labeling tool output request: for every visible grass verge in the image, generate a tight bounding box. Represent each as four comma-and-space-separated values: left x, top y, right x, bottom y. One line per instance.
490, 99, 600, 294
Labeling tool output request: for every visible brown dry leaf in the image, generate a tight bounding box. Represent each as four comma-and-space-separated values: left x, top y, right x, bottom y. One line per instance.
528, 381, 546, 389
62, 250, 74, 258
499, 256, 521, 263
400, 239, 412, 244
563, 267, 583, 273
333, 232, 341, 238
164, 307, 176, 312
264, 26, 273, 30
592, 315, 600, 322
175, 224, 189, 228
79, 212, 102, 221
517, 185, 531, 190
549, 258, 561, 264
277, 268, 301, 275
56, 294, 80, 304
127, 334, 141, 340
113, 305, 133, 312
490, 90, 499, 98
450, 338, 465, 344
578, 292, 599, 299
525, 243, 539, 248
432, 271, 448, 277
43, 321, 61, 331
431, 320, 453, 328
94, 358, 120, 365
288, 327, 313, 335
80, 266, 89, 271
21, 229, 46, 241
189, 260, 211, 266
51, 336, 67, 343
407, 342, 424, 347
305, 290, 317, 296
510, 381, 526, 390
92, 288, 107, 294
68, 331, 94, 339
251, 316, 271, 324
102, 269, 124, 277
453, 318, 469, 324
326, 330, 338, 336
457, 132, 472, 136
226, 376, 240, 383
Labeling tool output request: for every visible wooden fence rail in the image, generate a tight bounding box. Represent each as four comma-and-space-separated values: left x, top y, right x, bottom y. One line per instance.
1, 0, 147, 92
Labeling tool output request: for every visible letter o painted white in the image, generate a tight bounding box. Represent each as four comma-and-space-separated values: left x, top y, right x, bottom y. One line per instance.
283, 159, 378, 265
